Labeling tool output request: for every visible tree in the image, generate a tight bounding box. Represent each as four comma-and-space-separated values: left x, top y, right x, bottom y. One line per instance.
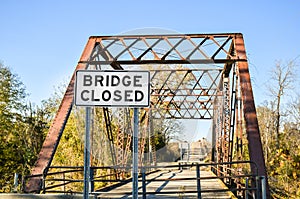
256, 104, 274, 161
0, 62, 52, 192
21, 103, 51, 168
288, 94, 300, 126
267, 60, 296, 149
258, 60, 299, 198
0, 62, 26, 192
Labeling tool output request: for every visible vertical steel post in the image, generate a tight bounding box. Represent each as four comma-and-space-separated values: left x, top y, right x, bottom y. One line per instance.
180, 143, 183, 172
84, 107, 91, 199
148, 111, 151, 169
90, 167, 94, 193
196, 164, 202, 199
42, 170, 46, 194
142, 168, 146, 199
132, 108, 139, 199
63, 173, 66, 194
256, 176, 261, 199
245, 177, 249, 199
223, 77, 230, 180
187, 142, 190, 163
261, 176, 267, 199
13, 173, 18, 192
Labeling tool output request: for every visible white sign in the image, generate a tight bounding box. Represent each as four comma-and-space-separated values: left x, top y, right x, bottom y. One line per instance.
75, 70, 150, 107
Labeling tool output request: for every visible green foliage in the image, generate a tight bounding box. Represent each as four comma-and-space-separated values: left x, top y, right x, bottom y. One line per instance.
267, 125, 300, 198
257, 98, 300, 198
0, 63, 26, 111
0, 63, 26, 192
0, 62, 53, 192
256, 59, 300, 198
258, 105, 300, 198
0, 63, 51, 192
50, 113, 85, 192
52, 111, 84, 166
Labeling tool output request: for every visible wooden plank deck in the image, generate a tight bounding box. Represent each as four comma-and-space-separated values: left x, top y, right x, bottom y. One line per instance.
94, 168, 236, 199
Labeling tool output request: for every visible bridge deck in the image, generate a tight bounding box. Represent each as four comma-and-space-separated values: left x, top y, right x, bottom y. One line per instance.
94, 168, 235, 199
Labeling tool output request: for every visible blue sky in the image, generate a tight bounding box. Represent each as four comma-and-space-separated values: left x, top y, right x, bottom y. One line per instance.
0, 0, 299, 139
1, 0, 299, 104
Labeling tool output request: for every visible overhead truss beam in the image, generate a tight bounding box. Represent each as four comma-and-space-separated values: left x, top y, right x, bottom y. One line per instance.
149, 68, 222, 119
80, 33, 246, 66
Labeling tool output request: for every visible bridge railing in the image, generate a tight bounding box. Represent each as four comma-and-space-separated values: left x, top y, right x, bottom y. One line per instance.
24, 161, 266, 198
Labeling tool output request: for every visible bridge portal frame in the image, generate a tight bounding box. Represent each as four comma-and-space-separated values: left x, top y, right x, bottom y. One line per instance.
25, 33, 269, 197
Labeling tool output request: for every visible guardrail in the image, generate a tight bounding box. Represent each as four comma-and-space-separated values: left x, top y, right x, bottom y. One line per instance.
24, 161, 266, 199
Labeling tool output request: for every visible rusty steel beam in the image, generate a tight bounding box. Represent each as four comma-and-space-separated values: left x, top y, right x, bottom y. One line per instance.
115, 108, 132, 169
222, 77, 230, 165
234, 34, 270, 198
79, 59, 240, 65
25, 38, 98, 193
81, 33, 247, 67
89, 33, 240, 40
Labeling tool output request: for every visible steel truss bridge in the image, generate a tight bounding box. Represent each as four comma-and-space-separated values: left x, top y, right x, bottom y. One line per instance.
24, 33, 269, 198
